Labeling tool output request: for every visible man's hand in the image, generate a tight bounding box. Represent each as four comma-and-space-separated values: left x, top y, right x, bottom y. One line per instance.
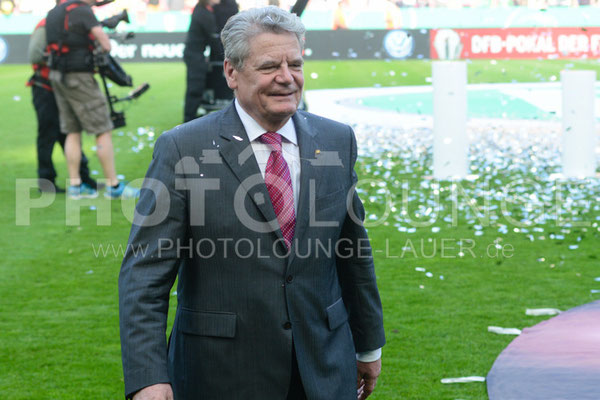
132, 384, 174, 400
356, 358, 381, 400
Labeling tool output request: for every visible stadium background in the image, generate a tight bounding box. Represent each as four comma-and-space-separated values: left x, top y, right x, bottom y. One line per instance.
2, 0, 600, 399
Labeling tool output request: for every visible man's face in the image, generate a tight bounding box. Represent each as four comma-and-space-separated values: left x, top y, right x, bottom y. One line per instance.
224, 31, 304, 132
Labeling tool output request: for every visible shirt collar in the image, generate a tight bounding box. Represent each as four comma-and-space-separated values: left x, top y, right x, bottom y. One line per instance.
234, 99, 298, 145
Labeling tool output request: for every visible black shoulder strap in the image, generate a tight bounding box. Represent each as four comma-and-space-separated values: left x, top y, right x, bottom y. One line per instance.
61, 1, 88, 39
46, 1, 90, 73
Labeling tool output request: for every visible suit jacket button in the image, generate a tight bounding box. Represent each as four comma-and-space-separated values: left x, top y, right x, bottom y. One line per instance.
283, 322, 292, 330
286, 275, 293, 283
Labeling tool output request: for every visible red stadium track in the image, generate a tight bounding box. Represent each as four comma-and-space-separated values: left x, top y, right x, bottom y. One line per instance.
487, 300, 600, 400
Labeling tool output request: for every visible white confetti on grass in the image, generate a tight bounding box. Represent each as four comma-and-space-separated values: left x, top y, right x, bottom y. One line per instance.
441, 376, 486, 384
488, 326, 521, 335
341, 118, 600, 257
525, 308, 561, 316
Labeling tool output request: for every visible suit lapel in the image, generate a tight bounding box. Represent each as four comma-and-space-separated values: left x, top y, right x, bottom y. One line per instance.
217, 104, 283, 239
289, 112, 320, 263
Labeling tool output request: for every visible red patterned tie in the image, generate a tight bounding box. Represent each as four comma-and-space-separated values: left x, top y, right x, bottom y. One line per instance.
260, 132, 296, 248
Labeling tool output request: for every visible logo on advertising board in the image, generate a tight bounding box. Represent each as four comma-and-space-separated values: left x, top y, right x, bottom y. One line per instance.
383, 30, 414, 59
0, 36, 8, 64
443, 27, 600, 59
432, 29, 463, 60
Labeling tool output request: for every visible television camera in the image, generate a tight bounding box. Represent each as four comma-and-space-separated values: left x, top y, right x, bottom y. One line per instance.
94, 3, 149, 128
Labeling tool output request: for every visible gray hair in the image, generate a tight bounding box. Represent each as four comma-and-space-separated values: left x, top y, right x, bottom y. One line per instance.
221, 6, 306, 70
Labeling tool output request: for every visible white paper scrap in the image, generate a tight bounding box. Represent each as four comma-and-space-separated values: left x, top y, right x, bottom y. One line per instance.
441, 376, 486, 384
488, 326, 521, 335
525, 308, 561, 316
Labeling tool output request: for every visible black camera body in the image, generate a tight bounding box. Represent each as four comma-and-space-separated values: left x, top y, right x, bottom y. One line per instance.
100, 9, 129, 29
95, 8, 149, 129
111, 110, 126, 129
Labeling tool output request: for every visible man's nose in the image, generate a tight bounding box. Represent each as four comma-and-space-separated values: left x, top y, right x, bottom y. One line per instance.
275, 65, 294, 84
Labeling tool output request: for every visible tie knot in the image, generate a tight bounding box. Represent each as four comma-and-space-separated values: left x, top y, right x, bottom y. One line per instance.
260, 131, 282, 152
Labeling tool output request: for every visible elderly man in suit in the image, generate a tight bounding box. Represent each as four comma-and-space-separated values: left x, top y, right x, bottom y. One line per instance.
119, 6, 385, 400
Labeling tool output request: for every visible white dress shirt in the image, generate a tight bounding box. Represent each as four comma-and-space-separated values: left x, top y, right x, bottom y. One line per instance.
234, 100, 301, 214
234, 100, 381, 363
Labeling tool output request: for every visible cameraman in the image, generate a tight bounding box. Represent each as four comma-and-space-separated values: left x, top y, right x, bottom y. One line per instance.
27, 0, 99, 193
46, 0, 138, 199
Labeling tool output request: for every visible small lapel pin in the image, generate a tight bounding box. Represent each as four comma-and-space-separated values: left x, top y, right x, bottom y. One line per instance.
233, 135, 243, 142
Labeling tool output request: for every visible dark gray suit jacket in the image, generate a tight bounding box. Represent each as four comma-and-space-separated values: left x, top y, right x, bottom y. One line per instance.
119, 103, 385, 399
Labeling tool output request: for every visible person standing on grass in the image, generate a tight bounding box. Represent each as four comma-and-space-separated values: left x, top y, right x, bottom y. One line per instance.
119, 6, 384, 400
45, 0, 139, 199
27, 0, 101, 194
183, 0, 222, 122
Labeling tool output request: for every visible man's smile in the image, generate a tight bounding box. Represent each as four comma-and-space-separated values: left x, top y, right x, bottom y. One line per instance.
269, 90, 297, 97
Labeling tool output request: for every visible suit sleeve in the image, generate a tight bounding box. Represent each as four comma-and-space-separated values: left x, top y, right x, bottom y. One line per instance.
336, 126, 386, 353
119, 132, 188, 397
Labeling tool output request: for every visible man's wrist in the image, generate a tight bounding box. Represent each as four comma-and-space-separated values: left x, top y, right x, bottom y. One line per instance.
356, 348, 382, 363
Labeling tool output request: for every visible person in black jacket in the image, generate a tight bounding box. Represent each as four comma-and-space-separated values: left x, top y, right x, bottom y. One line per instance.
183, 0, 221, 122
213, 0, 238, 33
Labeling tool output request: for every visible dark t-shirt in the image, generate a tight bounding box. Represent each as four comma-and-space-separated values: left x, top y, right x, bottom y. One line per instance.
66, 3, 100, 36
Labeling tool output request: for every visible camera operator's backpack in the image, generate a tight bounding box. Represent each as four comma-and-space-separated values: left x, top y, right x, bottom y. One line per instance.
45, 0, 96, 73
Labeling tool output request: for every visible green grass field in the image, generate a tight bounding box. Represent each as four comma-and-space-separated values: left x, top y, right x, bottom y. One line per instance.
1, 59, 599, 399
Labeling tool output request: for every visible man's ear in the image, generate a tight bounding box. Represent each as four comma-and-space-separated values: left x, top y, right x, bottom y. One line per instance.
223, 59, 238, 90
